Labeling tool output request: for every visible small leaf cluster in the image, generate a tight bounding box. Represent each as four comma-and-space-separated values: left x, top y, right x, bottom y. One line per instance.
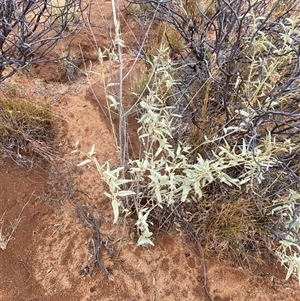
272, 190, 300, 283
77, 44, 295, 247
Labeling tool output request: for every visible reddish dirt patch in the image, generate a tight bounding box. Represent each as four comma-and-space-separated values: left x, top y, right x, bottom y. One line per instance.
0, 159, 51, 300
1, 158, 299, 301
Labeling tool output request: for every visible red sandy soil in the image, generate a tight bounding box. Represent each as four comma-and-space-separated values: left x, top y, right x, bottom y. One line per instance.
1, 1, 300, 300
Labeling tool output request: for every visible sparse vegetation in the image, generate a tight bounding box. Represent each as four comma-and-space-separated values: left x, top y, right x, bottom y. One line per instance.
0, 0, 84, 81
76, 0, 300, 283
0, 0, 300, 291
0, 0, 85, 162
60, 50, 80, 81
0, 193, 32, 250
0, 84, 54, 165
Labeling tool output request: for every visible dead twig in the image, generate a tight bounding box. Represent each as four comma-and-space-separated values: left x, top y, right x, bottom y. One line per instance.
10, 260, 32, 283
75, 203, 110, 279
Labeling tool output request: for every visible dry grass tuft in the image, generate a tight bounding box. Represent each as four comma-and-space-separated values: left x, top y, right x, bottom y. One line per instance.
0, 84, 54, 165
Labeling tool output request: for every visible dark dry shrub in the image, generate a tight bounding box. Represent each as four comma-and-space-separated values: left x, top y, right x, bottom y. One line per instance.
0, 0, 84, 82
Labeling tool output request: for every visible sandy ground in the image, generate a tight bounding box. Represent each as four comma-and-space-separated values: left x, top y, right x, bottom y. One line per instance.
1, 1, 300, 300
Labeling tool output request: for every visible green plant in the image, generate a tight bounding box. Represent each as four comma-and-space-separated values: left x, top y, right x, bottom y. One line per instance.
77, 0, 300, 283
266, 190, 300, 283
77, 44, 293, 244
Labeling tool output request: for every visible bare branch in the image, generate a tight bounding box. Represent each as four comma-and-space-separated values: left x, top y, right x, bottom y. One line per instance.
0, 0, 84, 81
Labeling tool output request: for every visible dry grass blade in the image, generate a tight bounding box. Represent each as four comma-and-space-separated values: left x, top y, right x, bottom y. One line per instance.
0, 192, 34, 250
0, 84, 55, 165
